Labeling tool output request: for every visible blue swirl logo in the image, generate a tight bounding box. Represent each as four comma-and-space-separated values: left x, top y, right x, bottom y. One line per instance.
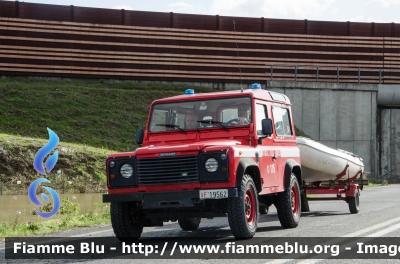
33, 128, 59, 175
29, 128, 61, 218
28, 178, 61, 218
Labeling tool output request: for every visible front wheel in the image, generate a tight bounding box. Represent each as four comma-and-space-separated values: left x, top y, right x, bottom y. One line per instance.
227, 174, 259, 239
275, 174, 301, 228
110, 202, 144, 242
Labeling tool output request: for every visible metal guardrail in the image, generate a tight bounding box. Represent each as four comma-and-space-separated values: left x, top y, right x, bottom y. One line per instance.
266, 64, 400, 84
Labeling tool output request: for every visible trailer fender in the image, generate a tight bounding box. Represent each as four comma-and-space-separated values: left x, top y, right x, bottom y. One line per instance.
236, 158, 262, 193
284, 159, 302, 189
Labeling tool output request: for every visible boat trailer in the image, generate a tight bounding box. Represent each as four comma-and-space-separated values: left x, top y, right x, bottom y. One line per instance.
304, 179, 369, 214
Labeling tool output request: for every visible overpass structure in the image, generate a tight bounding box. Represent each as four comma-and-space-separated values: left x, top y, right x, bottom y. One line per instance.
0, 1, 399, 84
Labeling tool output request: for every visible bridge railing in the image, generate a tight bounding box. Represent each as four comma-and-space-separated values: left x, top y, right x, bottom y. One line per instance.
266, 64, 400, 84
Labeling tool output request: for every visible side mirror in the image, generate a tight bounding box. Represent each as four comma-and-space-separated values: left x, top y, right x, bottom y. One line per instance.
136, 128, 144, 145
261, 118, 273, 136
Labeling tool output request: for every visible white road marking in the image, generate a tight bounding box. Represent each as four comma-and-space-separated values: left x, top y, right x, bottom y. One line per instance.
294, 220, 400, 264
366, 222, 400, 237
264, 216, 400, 264
343, 215, 400, 237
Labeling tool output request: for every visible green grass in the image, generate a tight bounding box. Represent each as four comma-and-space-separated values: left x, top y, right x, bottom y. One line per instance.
362, 183, 380, 188
295, 126, 313, 139
368, 179, 396, 186
0, 76, 214, 152
0, 201, 110, 239
0, 133, 114, 194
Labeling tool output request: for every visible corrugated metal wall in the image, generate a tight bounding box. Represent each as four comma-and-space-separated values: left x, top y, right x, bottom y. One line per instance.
0, 1, 399, 83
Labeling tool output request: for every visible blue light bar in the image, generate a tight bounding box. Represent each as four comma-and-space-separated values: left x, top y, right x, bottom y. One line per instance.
250, 83, 261, 89
184, 89, 194, 94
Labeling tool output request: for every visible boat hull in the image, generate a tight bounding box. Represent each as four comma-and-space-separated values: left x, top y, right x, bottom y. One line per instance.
296, 137, 364, 183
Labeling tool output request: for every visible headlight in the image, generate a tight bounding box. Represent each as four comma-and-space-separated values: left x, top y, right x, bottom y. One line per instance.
205, 158, 218, 173
120, 164, 133, 178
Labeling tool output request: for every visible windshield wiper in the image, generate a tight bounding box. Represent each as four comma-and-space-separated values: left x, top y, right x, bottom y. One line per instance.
198, 120, 228, 130
156, 124, 186, 132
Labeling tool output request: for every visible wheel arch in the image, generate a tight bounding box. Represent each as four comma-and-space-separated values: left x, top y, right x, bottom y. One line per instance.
284, 159, 302, 189
236, 158, 262, 193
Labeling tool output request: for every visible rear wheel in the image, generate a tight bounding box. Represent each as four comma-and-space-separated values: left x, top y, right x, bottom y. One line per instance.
178, 217, 201, 231
227, 174, 259, 239
300, 192, 310, 212
348, 189, 360, 214
110, 202, 144, 242
275, 174, 301, 228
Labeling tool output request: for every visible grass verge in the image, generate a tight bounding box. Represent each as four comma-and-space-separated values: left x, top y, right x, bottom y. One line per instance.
0, 200, 110, 239
0, 133, 114, 194
0, 76, 215, 152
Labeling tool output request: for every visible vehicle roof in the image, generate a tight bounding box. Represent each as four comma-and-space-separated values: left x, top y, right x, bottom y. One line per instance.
152, 88, 291, 105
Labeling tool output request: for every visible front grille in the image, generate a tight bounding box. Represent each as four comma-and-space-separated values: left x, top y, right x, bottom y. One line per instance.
137, 155, 199, 185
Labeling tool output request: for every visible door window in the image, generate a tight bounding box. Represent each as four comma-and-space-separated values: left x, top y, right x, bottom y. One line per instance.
272, 107, 292, 136
256, 104, 267, 135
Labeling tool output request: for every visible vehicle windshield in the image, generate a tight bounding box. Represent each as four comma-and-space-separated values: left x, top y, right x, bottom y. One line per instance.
149, 97, 252, 132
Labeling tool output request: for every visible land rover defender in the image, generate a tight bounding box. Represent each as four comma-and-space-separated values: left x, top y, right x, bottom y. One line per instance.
103, 83, 302, 241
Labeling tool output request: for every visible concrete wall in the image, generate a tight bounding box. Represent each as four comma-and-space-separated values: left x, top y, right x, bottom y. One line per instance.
266, 81, 379, 178
379, 109, 400, 178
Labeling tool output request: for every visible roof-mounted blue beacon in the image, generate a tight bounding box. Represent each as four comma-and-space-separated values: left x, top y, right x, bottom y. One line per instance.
184, 89, 195, 95
250, 83, 261, 89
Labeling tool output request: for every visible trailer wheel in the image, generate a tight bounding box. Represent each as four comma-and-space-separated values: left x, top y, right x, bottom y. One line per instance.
110, 202, 144, 242
228, 174, 259, 238
178, 217, 201, 231
348, 189, 360, 214
275, 173, 301, 228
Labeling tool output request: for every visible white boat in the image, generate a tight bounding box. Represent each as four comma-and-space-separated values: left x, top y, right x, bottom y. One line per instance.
296, 137, 364, 183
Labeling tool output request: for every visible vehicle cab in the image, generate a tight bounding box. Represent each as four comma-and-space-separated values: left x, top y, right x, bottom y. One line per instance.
103, 83, 302, 241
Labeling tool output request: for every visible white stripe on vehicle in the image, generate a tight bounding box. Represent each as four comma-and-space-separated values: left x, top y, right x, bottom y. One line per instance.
234, 147, 299, 158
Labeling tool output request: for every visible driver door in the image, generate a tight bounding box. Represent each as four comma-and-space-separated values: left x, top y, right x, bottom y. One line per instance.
255, 101, 280, 188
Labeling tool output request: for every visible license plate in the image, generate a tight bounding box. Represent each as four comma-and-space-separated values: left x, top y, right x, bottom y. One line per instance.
199, 189, 228, 200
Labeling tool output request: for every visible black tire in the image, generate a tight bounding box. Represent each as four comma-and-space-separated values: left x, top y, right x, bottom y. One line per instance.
275, 174, 301, 228
110, 202, 144, 242
259, 204, 269, 215
348, 189, 360, 214
300, 192, 310, 212
227, 174, 259, 239
178, 217, 201, 231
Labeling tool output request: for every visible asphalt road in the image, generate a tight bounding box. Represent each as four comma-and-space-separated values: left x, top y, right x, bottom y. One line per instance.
1, 184, 400, 264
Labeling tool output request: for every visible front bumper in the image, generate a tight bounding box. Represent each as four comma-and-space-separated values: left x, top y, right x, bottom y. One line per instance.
103, 188, 238, 209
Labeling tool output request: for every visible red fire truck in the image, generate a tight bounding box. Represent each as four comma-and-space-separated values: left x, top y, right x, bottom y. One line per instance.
103, 83, 304, 241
